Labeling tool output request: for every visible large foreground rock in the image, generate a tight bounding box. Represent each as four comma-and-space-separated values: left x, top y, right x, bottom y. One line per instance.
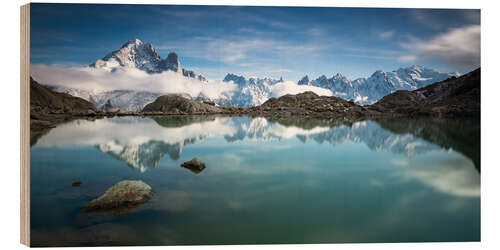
142, 94, 223, 114
84, 180, 152, 215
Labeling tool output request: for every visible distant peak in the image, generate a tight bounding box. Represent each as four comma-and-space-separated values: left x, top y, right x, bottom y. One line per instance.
223, 73, 246, 82
122, 38, 143, 48
317, 75, 327, 80
371, 70, 386, 78
161, 52, 182, 73
166, 52, 179, 63
225, 73, 243, 78
332, 73, 344, 79
298, 75, 310, 85
399, 65, 427, 73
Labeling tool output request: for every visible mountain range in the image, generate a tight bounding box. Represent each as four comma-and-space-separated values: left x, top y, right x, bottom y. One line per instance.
46, 39, 460, 111
297, 65, 459, 104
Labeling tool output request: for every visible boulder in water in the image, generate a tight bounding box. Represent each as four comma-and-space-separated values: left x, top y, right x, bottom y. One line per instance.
181, 157, 206, 174
84, 180, 152, 215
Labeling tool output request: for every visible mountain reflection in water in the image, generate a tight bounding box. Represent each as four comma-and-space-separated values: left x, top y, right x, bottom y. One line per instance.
33, 115, 480, 172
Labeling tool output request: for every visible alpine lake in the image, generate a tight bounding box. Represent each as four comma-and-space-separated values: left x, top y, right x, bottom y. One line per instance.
29, 115, 480, 246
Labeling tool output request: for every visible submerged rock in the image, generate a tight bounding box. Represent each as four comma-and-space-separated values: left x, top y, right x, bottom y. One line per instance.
84, 180, 152, 215
72, 181, 83, 187
181, 157, 206, 174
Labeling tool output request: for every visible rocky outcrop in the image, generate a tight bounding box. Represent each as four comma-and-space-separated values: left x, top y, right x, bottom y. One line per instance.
370, 68, 480, 117
247, 91, 368, 117
30, 77, 98, 144
142, 94, 224, 114
181, 157, 206, 174
30, 77, 97, 116
84, 180, 152, 215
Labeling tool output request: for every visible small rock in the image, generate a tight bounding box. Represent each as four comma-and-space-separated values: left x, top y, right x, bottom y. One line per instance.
181, 157, 206, 174
72, 181, 83, 187
84, 180, 152, 215
106, 107, 120, 113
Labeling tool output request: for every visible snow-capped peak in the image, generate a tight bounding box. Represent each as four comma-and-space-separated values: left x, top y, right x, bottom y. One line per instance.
89, 38, 205, 80
122, 38, 144, 48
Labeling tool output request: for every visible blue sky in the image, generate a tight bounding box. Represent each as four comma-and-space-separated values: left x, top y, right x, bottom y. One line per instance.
30, 3, 480, 81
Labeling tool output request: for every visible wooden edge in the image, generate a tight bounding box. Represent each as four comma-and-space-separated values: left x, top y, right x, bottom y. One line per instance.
20, 3, 30, 247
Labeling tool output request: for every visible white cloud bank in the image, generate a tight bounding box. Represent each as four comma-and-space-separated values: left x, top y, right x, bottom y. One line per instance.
31, 64, 334, 102
270, 81, 333, 98
30, 64, 238, 100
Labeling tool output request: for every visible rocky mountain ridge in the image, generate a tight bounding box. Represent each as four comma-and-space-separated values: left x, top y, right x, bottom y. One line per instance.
297, 65, 460, 105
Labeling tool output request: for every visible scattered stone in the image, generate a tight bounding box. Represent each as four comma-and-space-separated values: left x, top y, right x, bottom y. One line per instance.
84, 180, 152, 215
72, 181, 83, 187
181, 157, 206, 174
106, 107, 120, 113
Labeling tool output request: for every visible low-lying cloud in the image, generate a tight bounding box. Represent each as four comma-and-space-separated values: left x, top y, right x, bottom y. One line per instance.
270, 81, 333, 98
32, 64, 335, 103
30, 64, 238, 99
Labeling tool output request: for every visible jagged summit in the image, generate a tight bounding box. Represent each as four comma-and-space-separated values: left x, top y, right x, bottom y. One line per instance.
121, 38, 144, 48
298, 75, 310, 86
90, 39, 205, 80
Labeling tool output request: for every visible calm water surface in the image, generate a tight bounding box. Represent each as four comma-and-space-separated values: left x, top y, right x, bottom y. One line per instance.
30, 115, 480, 246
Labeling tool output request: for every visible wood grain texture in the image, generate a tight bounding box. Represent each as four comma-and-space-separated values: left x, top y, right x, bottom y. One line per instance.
20, 3, 30, 247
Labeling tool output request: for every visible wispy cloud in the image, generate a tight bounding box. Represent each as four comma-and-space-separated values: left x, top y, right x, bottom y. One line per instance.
307, 28, 326, 37
379, 30, 395, 40
402, 25, 480, 68
158, 37, 324, 64
397, 55, 417, 63
411, 9, 480, 31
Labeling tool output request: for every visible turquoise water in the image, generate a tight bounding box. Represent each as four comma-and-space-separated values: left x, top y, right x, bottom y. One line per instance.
30, 116, 480, 246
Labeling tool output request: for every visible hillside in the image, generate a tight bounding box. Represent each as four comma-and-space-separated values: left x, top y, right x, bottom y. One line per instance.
30, 77, 97, 144
247, 91, 368, 117
142, 94, 224, 114
370, 68, 480, 117
30, 77, 97, 115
